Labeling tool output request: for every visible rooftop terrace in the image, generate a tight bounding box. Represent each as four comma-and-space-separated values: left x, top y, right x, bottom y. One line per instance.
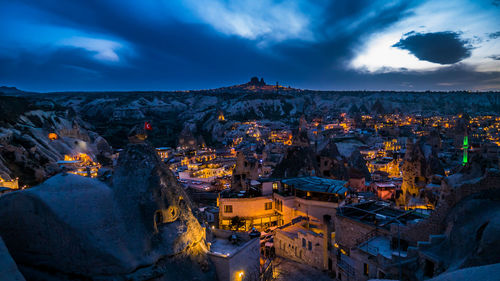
282, 176, 348, 195
337, 201, 425, 230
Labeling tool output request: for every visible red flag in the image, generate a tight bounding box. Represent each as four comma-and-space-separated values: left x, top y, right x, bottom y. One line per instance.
144, 121, 153, 131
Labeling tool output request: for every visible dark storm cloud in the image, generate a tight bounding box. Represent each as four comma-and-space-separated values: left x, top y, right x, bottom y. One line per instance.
0, 0, 498, 91
270, 1, 418, 79
489, 31, 500, 39
1, 0, 424, 91
393, 31, 472, 64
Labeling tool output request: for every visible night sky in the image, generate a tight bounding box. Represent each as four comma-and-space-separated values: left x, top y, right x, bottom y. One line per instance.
1, 0, 499, 92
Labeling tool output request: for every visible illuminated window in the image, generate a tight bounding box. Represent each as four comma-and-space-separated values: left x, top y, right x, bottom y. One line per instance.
265, 202, 272, 210
48, 133, 58, 140
364, 263, 369, 276
272, 182, 278, 190
224, 205, 233, 213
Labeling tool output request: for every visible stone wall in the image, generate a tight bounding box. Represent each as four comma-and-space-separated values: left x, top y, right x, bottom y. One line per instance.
294, 197, 338, 223
334, 215, 390, 250
273, 194, 296, 225
274, 224, 325, 269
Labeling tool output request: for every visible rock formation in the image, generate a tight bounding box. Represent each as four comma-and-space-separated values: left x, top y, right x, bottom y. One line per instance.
247, 77, 266, 87
272, 145, 318, 178
231, 151, 261, 191
348, 150, 372, 181
317, 140, 348, 179
0, 142, 214, 280
399, 138, 444, 206
0, 96, 111, 186
177, 126, 198, 150
0, 236, 24, 281
401, 168, 500, 279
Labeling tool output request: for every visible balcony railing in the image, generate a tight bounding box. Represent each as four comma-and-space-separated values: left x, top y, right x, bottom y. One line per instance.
355, 229, 378, 247
337, 259, 355, 277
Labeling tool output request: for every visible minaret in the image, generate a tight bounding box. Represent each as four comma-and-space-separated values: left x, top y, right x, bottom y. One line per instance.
462, 135, 468, 166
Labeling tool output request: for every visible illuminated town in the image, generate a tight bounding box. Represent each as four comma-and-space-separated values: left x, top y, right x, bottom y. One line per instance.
1, 83, 499, 281
1, 0, 500, 280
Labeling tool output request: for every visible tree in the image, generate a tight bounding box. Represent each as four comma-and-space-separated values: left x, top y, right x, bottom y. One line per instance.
231, 216, 245, 231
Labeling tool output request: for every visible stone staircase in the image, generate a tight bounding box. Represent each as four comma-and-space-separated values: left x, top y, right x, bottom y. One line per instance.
407, 234, 446, 256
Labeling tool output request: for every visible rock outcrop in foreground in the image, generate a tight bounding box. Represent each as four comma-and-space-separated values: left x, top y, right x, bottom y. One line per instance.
0, 236, 24, 281
0, 142, 214, 280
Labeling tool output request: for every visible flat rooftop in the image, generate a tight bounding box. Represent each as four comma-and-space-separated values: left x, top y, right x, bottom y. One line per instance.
56, 160, 81, 164
337, 201, 425, 230
209, 237, 250, 257
282, 176, 347, 195
358, 236, 407, 258
278, 221, 323, 240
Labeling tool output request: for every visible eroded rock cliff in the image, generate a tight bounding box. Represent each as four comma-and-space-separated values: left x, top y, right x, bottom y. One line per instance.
0, 142, 214, 280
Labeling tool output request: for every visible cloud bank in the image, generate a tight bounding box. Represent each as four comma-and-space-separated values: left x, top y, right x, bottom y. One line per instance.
0, 0, 498, 91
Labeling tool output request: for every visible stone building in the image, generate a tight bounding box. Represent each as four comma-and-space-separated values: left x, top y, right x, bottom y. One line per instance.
317, 140, 347, 179
231, 151, 261, 192
218, 193, 280, 231
398, 138, 444, 209
347, 168, 366, 192
155, 147, 172, 160
58, 120, 90, 142
274, 217, 327, 270
0, 176, 19, 190
332, 167, 500, 281
275, 177, 347, 225
207, 229, 260, 281
0, 130, 13, 144
333, 201, 426, 281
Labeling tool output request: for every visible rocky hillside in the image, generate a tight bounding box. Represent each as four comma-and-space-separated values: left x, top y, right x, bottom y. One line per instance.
0, 95, 111, 187
2, 82, 499, 150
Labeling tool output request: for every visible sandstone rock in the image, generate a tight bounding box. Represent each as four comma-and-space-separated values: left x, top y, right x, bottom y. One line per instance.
0, 236, 24, 281
0, 108, 109, 186
0, 142, 214, 280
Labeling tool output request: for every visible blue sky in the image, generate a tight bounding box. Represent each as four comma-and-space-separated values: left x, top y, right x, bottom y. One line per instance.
0, 0, 499, 91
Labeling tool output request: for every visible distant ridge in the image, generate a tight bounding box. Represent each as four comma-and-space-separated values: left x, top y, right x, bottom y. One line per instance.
1, 81, 499, 95
0, 86, 34, 96
207, 76, 300, 94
